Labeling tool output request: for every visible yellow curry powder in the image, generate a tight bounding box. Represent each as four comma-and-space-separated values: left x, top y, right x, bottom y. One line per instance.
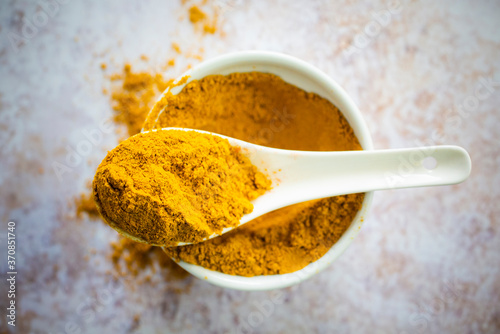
188, 5, 217, 34
80, 65, 364, 277
93, 130, 271, 245
188, 6, 206, 23
144, 72, 365, 276
110, 236, 189, 280
76, 192, 101, 219
111, 64, 172, 136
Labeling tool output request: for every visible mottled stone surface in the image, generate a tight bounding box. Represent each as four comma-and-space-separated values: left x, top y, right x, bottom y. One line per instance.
0, 0, 499, 333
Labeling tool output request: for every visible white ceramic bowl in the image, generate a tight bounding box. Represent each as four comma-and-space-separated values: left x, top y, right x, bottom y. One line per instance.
151, 51, 374, 291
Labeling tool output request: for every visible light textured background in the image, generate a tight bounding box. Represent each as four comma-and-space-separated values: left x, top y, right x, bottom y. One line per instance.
1, 0, 499, 333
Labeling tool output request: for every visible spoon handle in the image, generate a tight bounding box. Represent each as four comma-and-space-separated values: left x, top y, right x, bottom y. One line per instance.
245, 145, 471, 220
275, 145, 471, 198
325, 145, 471, 192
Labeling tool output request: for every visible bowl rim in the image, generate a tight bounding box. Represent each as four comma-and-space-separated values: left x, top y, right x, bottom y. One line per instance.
154, 50, 374, 291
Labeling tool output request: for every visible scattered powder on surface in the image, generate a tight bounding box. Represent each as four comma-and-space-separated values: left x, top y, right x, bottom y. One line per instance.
188, 6, 206, 23
75, 192, 101, 219
188, 5, 217, 34
111, 236, 189, 281
171, 42, 181, 54
110, 64, 172, 136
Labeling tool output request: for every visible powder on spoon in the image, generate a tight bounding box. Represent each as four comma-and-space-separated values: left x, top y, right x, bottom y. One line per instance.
92, 129, 271, 246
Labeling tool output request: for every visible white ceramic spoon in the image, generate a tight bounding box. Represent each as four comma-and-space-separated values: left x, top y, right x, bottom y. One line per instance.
165, 128, 472, 245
